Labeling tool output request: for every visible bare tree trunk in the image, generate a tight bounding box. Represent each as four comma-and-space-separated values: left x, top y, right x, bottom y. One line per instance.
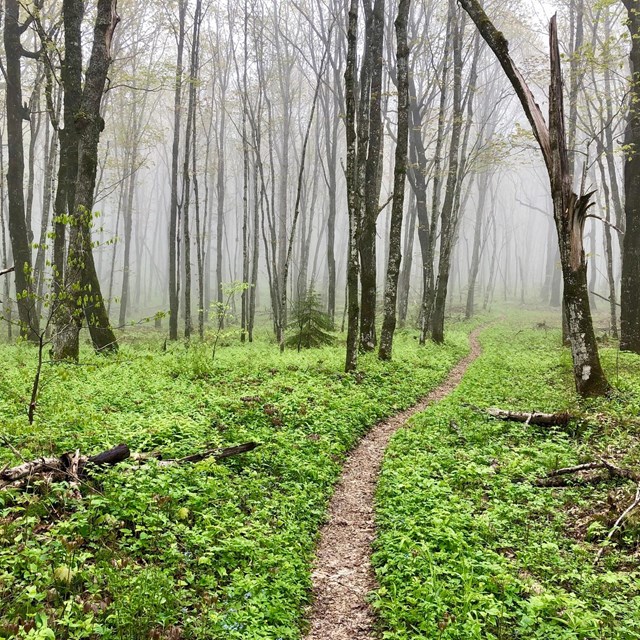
53, 0, 120, 359
431, 1, 465, 344
595, 156, 618, 337
621, 0, 640, 353
168, 0, 186, 340
466, 171, 490, 318
344, 0, 360, 372
398, 196, 415, 325
3, 0, 39, 341
359, 0, 385, 352
379, 0, 410, 361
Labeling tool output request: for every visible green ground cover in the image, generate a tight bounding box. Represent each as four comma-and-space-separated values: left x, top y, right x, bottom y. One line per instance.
0, 325, 471, 639
373, 321, 640, 639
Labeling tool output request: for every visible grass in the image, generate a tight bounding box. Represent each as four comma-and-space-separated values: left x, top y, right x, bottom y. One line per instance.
372, 319, 640, 639
0, 322, 473, 639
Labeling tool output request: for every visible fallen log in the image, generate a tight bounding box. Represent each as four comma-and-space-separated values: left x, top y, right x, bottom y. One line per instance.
1, 441, 260, 491
487, 408, 572, 427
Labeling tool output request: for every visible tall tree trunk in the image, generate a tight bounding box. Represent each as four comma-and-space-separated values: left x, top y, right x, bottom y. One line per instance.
397, 196, 416, 325
359, 0, 385, 351
379, 0, 410, 361
53, 0, 120, 359
620, 0, 640, 353
465, 171, 490, 318
431, 1, 465, 344
168, 0, 186, 340
3, 0, 39, 341
344, 0, 360, 372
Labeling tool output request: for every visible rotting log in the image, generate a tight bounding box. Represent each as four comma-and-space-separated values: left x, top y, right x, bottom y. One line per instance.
1, 442, 260, 491
487, 408, 572, 427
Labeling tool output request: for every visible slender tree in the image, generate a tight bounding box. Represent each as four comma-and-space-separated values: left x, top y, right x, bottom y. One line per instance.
379, 0, 410, 360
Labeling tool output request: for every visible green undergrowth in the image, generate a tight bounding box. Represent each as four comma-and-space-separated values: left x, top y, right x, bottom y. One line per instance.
0, 323, 473, 639
373, 322, 640, 639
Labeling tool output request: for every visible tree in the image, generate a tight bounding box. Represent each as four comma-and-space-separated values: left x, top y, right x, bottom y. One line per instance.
458, 0, 609, 397
286, 288, 335, 351
3, 0, 40, 341
52, 0, 120, 360
344, 0, 360, 372
168, 0, 186, 341
620, 0, 640, 353
379, 0, 410, 361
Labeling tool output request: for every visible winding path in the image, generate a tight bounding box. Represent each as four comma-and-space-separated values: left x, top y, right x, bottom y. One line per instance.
304, 328, 483, 640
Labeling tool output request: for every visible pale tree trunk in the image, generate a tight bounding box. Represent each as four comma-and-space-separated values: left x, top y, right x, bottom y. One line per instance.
397, 196, 416, 325
277, 52, 327, 352
465, 170, 490, 318
595, 157, 618, 337
459, 0, 609, 397
0, 126, 12, 339
35, 86, 60, 318
379, 0, 410, 361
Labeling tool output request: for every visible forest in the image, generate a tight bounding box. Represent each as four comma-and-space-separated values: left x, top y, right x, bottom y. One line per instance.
1, 0, 640, 638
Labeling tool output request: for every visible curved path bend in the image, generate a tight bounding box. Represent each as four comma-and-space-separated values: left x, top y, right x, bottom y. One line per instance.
304, 327, 483, 640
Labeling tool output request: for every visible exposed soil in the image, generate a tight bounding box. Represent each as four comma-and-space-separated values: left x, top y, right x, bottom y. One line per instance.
303, 328, 484, 640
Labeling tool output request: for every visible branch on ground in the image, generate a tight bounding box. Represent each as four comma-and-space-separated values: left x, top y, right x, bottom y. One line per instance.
0, 442, 261, 492
487, 407, 573, 427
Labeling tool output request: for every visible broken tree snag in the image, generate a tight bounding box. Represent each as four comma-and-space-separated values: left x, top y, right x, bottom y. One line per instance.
487, 408, 572, 427
458, 0, 610, 398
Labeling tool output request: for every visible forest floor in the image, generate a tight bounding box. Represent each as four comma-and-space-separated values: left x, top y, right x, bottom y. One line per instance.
1, 311, 640, 639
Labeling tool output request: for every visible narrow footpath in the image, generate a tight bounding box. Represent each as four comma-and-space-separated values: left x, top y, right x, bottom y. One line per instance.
304, 328, 483, 640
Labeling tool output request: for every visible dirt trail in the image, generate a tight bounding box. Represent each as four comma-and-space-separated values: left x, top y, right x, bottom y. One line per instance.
303, 328, 483, 640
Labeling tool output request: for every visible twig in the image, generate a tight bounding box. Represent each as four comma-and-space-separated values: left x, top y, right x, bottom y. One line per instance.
0, 266, 14, 277
594, 482, 640, 566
